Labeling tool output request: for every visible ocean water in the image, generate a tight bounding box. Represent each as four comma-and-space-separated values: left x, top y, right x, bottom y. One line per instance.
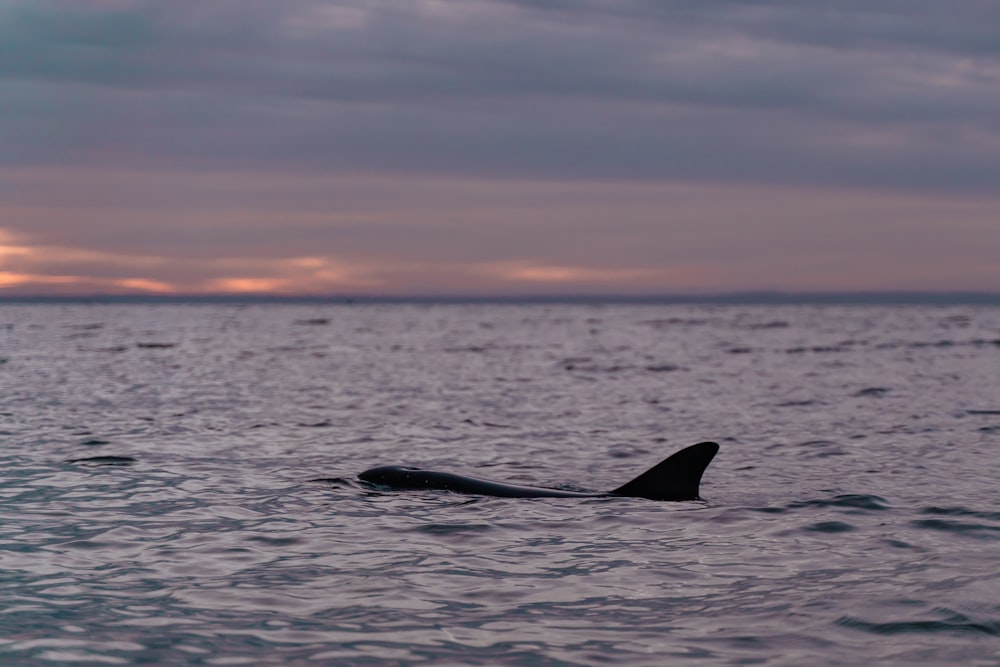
1, 303, 998, 666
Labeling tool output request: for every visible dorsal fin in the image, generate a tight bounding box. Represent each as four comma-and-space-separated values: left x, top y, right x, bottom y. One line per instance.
609, 442, 719, 501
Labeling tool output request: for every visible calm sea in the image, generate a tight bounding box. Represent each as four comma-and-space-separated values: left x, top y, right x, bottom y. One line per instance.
1, 303, 998, 665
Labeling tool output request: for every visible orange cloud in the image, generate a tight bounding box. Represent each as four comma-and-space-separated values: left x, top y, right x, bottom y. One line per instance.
1, 223, 387, 294
479, 260, 713, 289
0, 271, 177, 293
196, 256, 382, 294
0, 271, 80, 288
203, 278, 293, 293
0, 229, 33, 258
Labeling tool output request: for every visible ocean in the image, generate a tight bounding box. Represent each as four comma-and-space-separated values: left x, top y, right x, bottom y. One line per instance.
1, 302, 998, 665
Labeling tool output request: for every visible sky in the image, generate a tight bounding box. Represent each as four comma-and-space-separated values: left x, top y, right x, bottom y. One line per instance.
1, 0, 999, 296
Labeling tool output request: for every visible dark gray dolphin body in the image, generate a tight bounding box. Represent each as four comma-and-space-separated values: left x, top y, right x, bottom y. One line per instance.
358, 441, 719, 501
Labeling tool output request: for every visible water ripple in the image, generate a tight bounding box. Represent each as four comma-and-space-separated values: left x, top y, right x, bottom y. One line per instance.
2, 303, 999, 665
838, 612, 1000, 637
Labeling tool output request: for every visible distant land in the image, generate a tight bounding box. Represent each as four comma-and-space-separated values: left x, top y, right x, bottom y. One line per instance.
1, 292, 1000, 305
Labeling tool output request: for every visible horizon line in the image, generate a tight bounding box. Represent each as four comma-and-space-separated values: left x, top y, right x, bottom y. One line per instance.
2, 290, 1000, 305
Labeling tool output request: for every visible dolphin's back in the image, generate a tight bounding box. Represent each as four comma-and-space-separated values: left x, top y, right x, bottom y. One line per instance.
609, 441, 719, 501
358, 466, 601, 498
358, 441, 719, 501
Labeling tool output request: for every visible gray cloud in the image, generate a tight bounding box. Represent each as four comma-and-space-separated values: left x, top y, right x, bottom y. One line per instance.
0, 2, 152, 85
2, 0, 999, 191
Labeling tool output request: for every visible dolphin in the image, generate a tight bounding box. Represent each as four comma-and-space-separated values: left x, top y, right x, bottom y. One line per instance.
358, 441, 718, 501
65, 455, 137, 466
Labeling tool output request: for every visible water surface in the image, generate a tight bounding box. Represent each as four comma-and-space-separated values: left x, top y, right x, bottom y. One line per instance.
1, 304, 998, 665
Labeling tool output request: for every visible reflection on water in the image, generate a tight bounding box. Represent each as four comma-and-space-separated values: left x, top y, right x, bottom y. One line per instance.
1, 303, 998, 665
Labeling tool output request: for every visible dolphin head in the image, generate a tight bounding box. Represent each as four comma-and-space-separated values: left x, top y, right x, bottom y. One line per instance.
358, 465, 422, 486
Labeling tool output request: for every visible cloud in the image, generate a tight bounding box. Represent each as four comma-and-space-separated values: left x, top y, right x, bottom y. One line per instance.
2, 168, 998, 294
1, 0, 998, 191
1, 1, 999, 295
0, 1, 157, 118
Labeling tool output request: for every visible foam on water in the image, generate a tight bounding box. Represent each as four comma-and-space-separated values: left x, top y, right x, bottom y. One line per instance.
1, 303, 998, 665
